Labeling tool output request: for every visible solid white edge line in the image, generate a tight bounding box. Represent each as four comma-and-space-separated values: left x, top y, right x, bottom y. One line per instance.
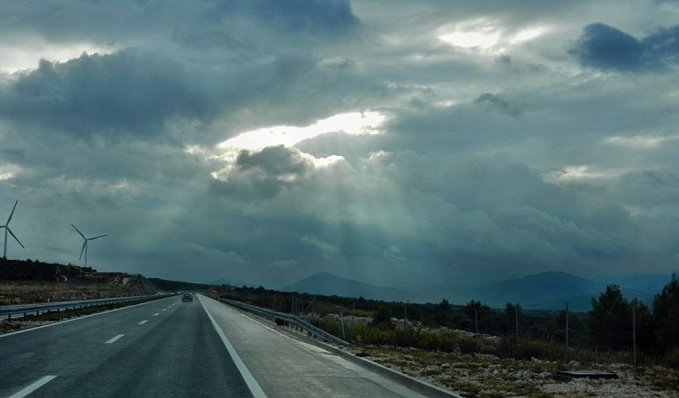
9, 375, 57, 398
0, 297, 175, 339
197, 294, 267, 398
105, 334, 124, 344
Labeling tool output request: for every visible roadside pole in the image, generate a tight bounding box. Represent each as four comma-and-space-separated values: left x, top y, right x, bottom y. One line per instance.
632, 298, 637, 367
565, 303, 569, 350
515, 303, 519, 343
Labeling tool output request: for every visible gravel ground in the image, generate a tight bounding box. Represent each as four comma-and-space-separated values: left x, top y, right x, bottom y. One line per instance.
350, 346, 679, 398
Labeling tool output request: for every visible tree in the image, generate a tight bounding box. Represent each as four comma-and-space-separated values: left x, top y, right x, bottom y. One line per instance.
438, 298, 452, 311
464, 300, 491, 333
653, 273, 679, 350
432, 299, 452, 326
589, 284, 631, 349
465, 300, 490, 323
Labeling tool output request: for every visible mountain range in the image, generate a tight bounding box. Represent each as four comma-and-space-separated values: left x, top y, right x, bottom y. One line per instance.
284, 271, 676, 312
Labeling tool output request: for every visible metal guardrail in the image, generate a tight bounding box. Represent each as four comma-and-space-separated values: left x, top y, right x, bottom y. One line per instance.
220, 298, 350, 347
0, 293, 174, 320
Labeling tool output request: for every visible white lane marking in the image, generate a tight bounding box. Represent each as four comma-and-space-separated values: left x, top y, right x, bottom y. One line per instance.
197, 295, 267, 398
153, 313, 159, 316
138, 320, 148, 325
0, 297, 176, 339
105, 334, 124, 344
162, 309, 167, 312
9, 375, 57, 398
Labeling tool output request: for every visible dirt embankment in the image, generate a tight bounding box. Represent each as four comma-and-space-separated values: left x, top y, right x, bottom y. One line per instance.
0, 258, 160, 305
0, 276, 158, 305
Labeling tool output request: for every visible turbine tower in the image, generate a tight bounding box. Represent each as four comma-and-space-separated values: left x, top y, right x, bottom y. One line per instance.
1, 200, 24, 259
71, 224, 107, 268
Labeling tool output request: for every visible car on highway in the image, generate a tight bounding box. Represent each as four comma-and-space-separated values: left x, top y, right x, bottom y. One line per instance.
181, 294, 193, 302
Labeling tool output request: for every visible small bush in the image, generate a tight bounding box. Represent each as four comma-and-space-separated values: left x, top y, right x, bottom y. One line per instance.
458, 336, 478, 354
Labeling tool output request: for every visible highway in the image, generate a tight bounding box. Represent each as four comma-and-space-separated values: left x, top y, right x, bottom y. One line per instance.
0, 294, 436, 397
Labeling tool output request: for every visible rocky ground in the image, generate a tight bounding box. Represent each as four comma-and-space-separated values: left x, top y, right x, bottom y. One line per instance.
351, 346, 679, 398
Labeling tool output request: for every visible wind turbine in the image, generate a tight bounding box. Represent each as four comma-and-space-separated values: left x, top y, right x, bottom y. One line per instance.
71, 224, 107, 268
1, 200, 24, 259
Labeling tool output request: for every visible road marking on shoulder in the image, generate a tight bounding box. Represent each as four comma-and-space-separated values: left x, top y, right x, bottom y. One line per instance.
138, 320, 148, 325
197, 295, 267, 398
105, 334, 124, 344
9, 375, 57, 398
153, 313, 159, 316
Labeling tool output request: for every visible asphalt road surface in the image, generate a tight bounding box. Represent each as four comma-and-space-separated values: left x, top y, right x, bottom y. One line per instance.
1, 294, 431, 397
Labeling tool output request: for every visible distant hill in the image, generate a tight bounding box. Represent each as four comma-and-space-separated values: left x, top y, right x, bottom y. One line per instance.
284, 272, 413, 301
480, 271, 603, 309
392, 272, 603, 310
284, 271, 671, 312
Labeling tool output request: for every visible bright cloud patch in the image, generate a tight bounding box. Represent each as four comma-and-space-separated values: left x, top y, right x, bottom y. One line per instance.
203, 111, 386, 181
547, 165, 623, 182
0, 40, 115, 73
604, 135, 679, 148
217, 111, 386, 151
0, 163, 21, 181
438, 19, 549, 53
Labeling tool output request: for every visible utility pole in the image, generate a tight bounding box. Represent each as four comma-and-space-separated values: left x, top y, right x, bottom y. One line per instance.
515, 303, 519, 343
475, 306, 479, 347
403, 301, 408, 347
565, 303, 570, 350
632, 298, 637, 367
351, 301, 355, 335
340, 310, 346, 340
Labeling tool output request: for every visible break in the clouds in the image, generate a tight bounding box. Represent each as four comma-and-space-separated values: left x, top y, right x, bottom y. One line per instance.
1, 0, 678, 287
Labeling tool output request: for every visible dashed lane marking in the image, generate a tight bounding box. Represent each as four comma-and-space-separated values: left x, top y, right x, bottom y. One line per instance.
9, 375, 57, 398
105, 334, 124, 344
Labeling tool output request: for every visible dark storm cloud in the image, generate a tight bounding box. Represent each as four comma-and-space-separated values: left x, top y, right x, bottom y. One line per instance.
211, 146, 314, 200
0, 0, 358, 45
571, 22, 679, 71
473, 93, 521, 117
0, 50, 214, 136
236, 146, 313, 177
208, 0, 359, 35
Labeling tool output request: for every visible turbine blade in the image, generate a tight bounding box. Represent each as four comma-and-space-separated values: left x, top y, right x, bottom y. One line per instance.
72, 224, 86, 239
7, 228, 24, 248
79, 241, 87, 260
88, 234, 108, 241
6, 200, 17, 224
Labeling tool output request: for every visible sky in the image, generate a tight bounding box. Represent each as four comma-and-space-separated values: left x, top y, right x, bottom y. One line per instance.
1, 0, 678, 287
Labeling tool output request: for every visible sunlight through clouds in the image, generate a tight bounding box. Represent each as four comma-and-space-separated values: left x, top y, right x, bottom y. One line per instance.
0, 163, 20, 181
217, 111, 386, 151
438, 19, 550, 53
